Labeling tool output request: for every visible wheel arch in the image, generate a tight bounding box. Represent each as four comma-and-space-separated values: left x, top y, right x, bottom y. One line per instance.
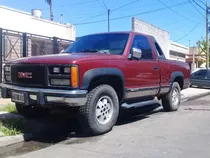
170, 71, 184, 90
81, 68, 125, 102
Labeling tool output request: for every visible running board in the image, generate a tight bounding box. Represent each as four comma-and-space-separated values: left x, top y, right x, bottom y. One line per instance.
121, 100, 160, 109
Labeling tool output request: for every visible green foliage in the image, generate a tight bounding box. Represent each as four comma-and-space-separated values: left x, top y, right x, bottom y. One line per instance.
196, 37, 210, 63
0, 119, 25, 136
0, 103, 16, 113
196, 37, 207, 56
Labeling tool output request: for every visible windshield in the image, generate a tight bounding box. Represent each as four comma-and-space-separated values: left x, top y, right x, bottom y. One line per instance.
64, 33, 129, 55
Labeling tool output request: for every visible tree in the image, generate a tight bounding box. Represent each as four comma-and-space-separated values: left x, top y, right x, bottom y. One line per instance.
45, 0, 54, 21
196, 37, 210, 67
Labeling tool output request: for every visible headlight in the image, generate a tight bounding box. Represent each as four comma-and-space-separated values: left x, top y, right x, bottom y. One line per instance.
4, 65, 11, 82
50, 79, 70, 86
5, 75, 11, 82
4, 65, 11, 72
49, 66, 71, 74
53, 67, 60, 73
48, 65, 79, 88
64, 67, 70, 73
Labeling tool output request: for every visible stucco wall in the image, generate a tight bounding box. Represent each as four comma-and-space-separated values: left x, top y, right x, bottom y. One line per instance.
0, 5, 76, 40
132, 17, 170, 59
169, 41, 188, 62
131, 17, 188, 61
0, 5, 75, 61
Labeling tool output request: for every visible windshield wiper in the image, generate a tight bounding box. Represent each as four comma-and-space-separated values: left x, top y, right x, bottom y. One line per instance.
80, 49, 111, 54
80, 49, 98, 52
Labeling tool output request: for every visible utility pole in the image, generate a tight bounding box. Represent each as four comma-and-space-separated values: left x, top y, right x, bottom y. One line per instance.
206, 2, 209, 69
108, 9, 110, 32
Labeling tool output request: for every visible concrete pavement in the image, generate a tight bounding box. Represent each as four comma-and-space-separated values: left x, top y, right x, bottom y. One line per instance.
181, 87, 210, 102
7, 95, 210, 158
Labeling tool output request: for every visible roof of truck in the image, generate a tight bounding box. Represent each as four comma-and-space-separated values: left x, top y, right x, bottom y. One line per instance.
79, 31, 152, 38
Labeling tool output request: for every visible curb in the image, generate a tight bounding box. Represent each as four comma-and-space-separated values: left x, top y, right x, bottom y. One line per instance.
181, 91, 210, 103
0, 134, 32, 148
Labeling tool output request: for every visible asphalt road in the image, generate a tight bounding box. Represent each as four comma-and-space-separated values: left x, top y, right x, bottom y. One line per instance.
8, 96, 210, 158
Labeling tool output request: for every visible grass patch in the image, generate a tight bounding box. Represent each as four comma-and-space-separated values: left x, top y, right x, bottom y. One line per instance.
0, 103, 16, 113
0, 118, 25, 136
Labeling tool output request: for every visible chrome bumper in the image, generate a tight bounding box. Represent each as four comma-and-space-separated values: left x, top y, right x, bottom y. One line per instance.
1, 84, 88, 107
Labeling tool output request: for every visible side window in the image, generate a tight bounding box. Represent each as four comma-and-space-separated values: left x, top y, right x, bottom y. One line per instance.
192, 69, 207, 79
206, 70, 210, 79
154, 42, 164, 56
131, 35, 153, 60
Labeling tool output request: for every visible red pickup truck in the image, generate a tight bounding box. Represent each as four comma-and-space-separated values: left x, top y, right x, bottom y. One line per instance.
1, 31, 190, 135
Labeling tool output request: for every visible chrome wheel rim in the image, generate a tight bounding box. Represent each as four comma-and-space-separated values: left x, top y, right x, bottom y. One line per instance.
172, 88, 179, 106
95, 96, 113, 125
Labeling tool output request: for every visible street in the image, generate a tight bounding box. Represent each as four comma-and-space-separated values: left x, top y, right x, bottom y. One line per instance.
5, 95, 210, 158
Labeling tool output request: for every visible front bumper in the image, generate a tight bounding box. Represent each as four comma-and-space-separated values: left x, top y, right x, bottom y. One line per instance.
1, 83, 88, 107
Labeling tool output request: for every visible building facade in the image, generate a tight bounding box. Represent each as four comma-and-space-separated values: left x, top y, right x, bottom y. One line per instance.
186, 46, 206, 71
0, 5, 76, 40
131, 17, 188, 61
0, 5, 76, 61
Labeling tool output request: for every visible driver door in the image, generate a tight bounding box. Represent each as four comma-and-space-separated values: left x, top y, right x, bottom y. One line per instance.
125, 34, 160, 99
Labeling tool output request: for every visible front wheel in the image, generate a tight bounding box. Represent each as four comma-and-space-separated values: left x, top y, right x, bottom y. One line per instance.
162, 82, 181, 111
78, 84, 119, 135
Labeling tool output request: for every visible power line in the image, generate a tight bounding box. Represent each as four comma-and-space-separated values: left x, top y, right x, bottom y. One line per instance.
109, 0, 172, 12
111, 0, 140, 12
171, 0, 204, 21
191, 0, 205, 11
78, 12, 107, 22
78, 0, 141, 23
157, 0, 197, 23
188, 0, 205, 19
197, 0, 205, 6
75, 0, 168, 25
101, 0, 108, 10
96, 0, 108, 11
76, 0, 141, 28
159, 19, 188, 28
60, 0, 97, 8
74, 1, 190, 25
174, 22, 200, 42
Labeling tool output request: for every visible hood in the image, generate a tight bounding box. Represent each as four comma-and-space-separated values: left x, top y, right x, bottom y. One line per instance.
8, 53, 124, 64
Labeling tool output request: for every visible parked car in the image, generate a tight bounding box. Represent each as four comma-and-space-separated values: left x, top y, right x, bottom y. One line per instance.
190, 68, 210, 87
1, 31, 190, 135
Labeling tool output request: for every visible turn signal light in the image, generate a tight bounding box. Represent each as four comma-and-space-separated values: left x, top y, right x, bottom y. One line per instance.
71, 66, 79, 88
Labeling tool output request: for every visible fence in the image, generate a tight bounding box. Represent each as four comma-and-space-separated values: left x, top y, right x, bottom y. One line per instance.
0, 28, 74, 82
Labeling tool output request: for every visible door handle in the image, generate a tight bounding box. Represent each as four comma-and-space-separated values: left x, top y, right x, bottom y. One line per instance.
154, 66, 158, 70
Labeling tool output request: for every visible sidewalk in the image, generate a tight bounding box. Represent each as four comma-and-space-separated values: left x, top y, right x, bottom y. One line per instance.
0, 98, 12, 107
181, 87, 210, 102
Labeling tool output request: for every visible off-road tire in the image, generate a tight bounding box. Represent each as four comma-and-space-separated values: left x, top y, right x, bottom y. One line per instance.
162, 82, 181, 112
16, 103, 50, 119
78, 84, 119, 135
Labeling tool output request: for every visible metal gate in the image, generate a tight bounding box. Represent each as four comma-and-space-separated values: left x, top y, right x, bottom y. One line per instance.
0, 28, 74, 82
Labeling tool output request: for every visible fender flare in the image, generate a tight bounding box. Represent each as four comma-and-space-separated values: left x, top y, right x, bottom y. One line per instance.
81, 68, 125, 89
170, 71, 184, 88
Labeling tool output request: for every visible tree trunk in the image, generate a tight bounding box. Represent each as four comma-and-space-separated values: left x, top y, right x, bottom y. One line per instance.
50, 2, 53, 21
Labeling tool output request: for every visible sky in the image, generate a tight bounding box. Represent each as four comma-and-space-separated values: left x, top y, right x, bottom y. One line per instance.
0, 0, 209, 46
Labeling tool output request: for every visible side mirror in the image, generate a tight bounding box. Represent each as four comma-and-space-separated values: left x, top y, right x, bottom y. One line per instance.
130, 47, 142, 59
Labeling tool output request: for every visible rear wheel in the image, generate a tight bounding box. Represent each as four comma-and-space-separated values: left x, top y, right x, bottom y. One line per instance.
162, 82, 181, 111
78, 84, 119, 135
16, 103, 50, 119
